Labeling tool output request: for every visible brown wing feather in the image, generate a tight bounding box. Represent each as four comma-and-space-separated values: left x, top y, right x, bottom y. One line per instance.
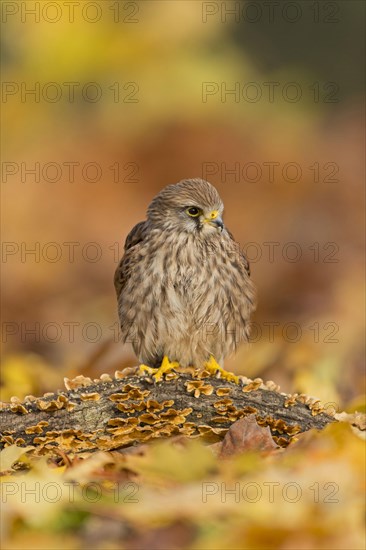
114, 221, 147, 299
227, 229, 251, 277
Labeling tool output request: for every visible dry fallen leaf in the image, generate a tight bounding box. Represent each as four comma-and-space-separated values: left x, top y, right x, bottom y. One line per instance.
219, 415, 278, 457
0, 445, 35, 473
335, 411, 366, 439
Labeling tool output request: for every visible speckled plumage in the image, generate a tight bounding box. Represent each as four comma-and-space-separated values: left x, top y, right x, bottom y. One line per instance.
114, 178, 256, 368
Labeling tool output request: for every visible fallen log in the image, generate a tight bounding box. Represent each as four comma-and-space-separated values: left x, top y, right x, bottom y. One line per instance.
0, 367, 336, 454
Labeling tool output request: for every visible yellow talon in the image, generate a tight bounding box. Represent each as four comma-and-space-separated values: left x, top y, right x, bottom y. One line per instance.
139, 356, 179, 381
204, 355, 239, 384
139, 364, 157, 376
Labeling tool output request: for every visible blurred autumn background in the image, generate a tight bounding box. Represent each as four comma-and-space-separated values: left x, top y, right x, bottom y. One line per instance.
2, 0, 364, 407
1, 2, 365, 549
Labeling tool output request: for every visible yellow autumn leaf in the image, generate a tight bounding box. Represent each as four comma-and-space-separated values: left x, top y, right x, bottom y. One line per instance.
0, 445, 35, 473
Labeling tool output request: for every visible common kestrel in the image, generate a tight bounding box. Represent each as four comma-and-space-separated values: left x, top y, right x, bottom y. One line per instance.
114, 178, 256, 382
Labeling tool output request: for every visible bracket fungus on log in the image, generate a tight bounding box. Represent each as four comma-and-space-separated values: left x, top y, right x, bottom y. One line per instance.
0, 367, 336, 455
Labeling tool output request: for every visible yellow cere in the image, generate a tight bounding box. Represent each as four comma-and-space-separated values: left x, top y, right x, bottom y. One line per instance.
203, 210, 219, 223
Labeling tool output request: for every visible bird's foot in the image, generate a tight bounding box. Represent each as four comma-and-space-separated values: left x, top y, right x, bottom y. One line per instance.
203, 355, 239, 384
139, 356, 179, 382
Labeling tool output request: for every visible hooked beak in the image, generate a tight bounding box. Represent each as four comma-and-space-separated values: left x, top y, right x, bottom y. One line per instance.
203, 210, 224, 231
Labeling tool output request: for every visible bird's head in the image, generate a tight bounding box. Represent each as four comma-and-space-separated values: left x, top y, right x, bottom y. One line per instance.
147, 178, 225, 236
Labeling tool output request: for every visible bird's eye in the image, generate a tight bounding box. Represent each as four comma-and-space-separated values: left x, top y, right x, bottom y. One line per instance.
186, 207, 201, 217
